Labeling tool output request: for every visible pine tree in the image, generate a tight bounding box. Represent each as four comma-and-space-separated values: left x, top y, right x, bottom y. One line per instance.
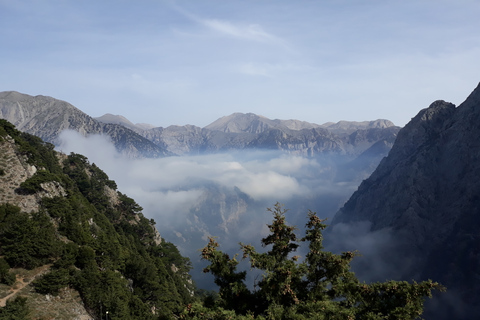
187, 203, 444, 320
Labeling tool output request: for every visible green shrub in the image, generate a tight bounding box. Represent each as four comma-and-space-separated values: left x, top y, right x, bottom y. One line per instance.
0, 258, 16, 286
0, 296, 29, 319
0, 205, 62, 269
17, 170, 62, 194
34, 268, 72, 295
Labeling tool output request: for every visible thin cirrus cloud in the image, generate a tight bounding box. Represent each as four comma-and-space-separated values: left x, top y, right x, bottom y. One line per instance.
175, 6, 288, 46
201, 18, 281, 44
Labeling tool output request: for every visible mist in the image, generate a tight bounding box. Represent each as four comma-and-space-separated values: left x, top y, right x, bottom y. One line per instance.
57, 130, 388, 288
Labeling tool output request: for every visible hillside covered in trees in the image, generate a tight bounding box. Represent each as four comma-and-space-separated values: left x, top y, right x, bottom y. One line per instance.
0, 119, 194, 319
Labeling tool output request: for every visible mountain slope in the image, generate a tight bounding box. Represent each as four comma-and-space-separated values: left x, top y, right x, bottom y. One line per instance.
0, 119, 194, 319
0, 91, 169, 158
331, 82, 480, 319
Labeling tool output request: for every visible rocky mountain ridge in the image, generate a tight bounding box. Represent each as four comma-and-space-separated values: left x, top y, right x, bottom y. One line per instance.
331, 82, 480, 319
99, 112, 398, 156
0, 91, 400, 158
0, 91, 169, 158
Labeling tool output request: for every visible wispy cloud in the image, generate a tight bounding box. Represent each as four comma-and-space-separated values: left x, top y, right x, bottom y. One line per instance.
201, 19, 281, 43
172, 4, 286, 45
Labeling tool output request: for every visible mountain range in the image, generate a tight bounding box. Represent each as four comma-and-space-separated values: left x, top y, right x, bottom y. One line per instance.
0, 91, 399, 159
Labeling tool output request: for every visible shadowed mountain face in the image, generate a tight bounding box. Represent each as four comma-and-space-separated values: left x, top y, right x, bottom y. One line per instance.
330, 83, 480, 319
0, 91, 170, 158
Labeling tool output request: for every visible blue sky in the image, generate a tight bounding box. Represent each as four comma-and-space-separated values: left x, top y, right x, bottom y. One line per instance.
1, 0, 480, 127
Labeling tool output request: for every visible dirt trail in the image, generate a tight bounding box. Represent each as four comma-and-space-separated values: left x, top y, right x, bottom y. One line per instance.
0, 265, 51, 307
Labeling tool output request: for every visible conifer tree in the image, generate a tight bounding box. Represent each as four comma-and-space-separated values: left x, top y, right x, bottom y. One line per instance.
188, 203, 444, 320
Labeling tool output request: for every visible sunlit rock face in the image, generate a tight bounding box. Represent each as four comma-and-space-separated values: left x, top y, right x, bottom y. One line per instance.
0, 91, 169, 158
331, 82, 480, 320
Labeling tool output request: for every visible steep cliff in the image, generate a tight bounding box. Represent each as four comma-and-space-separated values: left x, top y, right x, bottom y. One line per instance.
331, 83, 480, 319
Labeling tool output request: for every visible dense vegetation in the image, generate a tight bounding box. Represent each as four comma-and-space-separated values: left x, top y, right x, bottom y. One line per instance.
182, 204, 444, 319
0, 119, 194, 319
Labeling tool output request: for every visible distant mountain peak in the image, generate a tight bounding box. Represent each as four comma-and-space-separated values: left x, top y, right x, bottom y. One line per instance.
95, 113, 157, 131
320, 119, 396, 136
204, 112, 276, 133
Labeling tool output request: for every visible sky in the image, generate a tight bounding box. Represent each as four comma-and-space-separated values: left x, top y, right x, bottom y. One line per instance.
1, 0, 480, 128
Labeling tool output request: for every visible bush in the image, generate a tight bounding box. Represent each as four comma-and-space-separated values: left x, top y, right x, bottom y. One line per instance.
0, 297, 29, 319
34, 268, 72, 295
0, 205, 62, 269
17, 170, 62, 194
0, 258, 16, 286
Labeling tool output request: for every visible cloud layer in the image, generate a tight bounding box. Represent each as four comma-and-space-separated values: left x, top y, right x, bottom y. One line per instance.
58, 130, 368, 286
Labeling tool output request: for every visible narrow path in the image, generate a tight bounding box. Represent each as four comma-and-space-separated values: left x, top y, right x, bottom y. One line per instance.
0, 265, 51, 307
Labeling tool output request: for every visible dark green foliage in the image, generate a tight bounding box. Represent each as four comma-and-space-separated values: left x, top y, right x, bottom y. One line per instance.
0, 205, 62, 269
17, 170, 62, 194
0, 297, 29, 320
0, 258, 16, 286
118, 192, 143, 214
33, 268, 72, 295
75, 246, 96, 269
53, 242, 79, 269
0, 119, 18, 139
192, 203, 445, 319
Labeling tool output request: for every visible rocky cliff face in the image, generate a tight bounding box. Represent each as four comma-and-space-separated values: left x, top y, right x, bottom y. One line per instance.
331, 83, 480, 319
0, 135, 68, 213
0, 91, 169, 158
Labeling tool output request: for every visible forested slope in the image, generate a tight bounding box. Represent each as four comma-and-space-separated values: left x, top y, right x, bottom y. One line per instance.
0, 119, 194, 319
